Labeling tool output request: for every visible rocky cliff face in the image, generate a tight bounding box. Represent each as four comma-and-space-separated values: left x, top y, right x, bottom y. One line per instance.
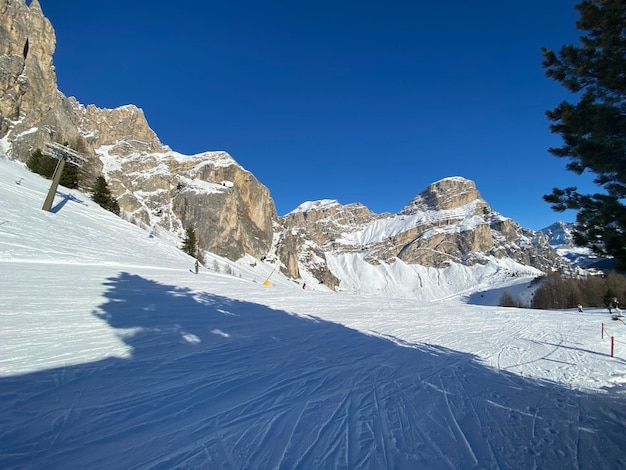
97, 146, 277, 260
0, 0, 277, 261
0, 0, 55, 125
71, 100, 164, 157
276, 178, 565, 283
0, 0, 88, 163
393, 177, 560, 269
72, 97, 277, 260
276, 200, 387, 288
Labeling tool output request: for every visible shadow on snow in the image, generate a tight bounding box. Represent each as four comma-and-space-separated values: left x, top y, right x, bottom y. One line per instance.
50, 191, 88, 214
1, 273, 626, 469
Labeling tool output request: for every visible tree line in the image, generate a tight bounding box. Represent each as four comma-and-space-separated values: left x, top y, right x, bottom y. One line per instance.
27, 148, 119, 215
27, 148, 80, 188
500, 270, 626, 310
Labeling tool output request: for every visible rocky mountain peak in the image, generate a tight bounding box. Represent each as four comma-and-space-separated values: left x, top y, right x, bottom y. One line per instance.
399, 177, 483, 214
540, 221, 573, 248
286, 199, 380, 228
71, 100, 166, 157
0, 0, 57, 132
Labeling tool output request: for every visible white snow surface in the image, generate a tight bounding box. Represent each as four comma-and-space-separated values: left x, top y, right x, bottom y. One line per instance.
338, 200, 489, 248
2, 157, 626, 469
97, 144, 239, 173
290, 199, 342, 213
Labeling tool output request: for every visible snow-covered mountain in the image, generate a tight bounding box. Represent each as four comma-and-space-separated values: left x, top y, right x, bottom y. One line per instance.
3, 152, 626, 469
0, 0, 568, 297
539, 221, 614, 269
276, 177, 565, 298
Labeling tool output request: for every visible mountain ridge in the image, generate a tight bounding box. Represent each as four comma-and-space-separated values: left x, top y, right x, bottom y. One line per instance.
0, 0, 571, 296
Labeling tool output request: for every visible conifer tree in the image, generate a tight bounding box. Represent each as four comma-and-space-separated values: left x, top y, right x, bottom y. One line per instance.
498, 291, 516, 307
26, 148, 79, 188
59, 162, 79, 188
92, 175, 120, 215
182, 226, 198, 258
541, 0, 626, 268
26, 149, 44, 174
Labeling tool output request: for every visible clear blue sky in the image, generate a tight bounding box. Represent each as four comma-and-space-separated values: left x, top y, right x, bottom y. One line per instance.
41, 0, 596, 230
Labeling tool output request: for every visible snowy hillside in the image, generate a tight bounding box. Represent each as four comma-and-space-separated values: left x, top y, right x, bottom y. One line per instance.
288, 197, 543, 300
2, 157, 626, 469
279, 176, 564, 297
539, 221, 612, 269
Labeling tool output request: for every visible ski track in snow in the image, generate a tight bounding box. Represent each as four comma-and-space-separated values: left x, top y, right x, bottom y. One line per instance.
4, 267, 626, 469
2, 158, 626, 468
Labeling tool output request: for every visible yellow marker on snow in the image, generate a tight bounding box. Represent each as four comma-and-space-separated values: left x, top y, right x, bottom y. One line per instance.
262, 266, 276, 287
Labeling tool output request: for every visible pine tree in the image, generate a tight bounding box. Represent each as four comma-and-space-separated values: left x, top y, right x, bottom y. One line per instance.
498, 290, 516, 307
541, 0, 626, 268
92, 175, 120, 215
181, 226, 197, 258
59, 163, 79, 189
26, 148, 80, 189
26, 149, 44, 174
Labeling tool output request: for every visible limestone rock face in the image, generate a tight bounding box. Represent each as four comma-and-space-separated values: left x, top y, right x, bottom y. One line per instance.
395, 178, 562, 271
0, 1, 161, 172
71, 100, 165, 156
170, 157, 277, 260
400, 177, 483, 213
0, 0, 56, 123
276, 200, 381, 287
275, 178, 565, 279
0, 1, 277, 261
392, 177, 496, 267
0, 0, 84, 160
281, 200, 384, 248
100, 149, 277, 260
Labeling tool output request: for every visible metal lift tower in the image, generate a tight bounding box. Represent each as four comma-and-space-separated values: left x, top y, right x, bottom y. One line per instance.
41, 142, 87, 212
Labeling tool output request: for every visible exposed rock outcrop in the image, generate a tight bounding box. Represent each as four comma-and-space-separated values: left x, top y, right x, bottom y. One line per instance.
100, 148, 277, 260
71, 100, 164, 157
0, 0, 56, 124
0, 0, 87, 161
276, 178, 565, 279
0, 0, 278, 261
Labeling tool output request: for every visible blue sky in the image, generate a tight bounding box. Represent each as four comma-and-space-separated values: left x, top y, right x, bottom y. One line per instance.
41, 0, 595, 230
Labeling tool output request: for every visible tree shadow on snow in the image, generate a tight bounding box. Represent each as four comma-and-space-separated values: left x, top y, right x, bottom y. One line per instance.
1, 272, 626, 470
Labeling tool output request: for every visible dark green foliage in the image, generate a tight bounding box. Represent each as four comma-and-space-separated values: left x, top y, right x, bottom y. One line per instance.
531, 271, 626, 309
26, 149, 49, 174
181, 226, 197, 258
92, 175, 120, 215
541, 0, 626, 268
26, 149, 79, 188
60, 162, 79, 188
498, 290, 517, 307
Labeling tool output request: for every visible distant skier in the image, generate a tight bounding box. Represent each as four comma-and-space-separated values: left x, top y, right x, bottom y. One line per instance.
609, 297, 620, 312
194, 259, 199, 274
302, 282, 306, 290
578, 304, 583, 313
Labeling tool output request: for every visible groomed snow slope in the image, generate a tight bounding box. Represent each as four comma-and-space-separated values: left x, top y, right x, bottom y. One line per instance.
1, 157, 626, 469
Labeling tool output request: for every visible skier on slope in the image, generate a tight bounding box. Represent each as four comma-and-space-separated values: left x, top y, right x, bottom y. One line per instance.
194, 259, 199, 274
609, 297, 620, 318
